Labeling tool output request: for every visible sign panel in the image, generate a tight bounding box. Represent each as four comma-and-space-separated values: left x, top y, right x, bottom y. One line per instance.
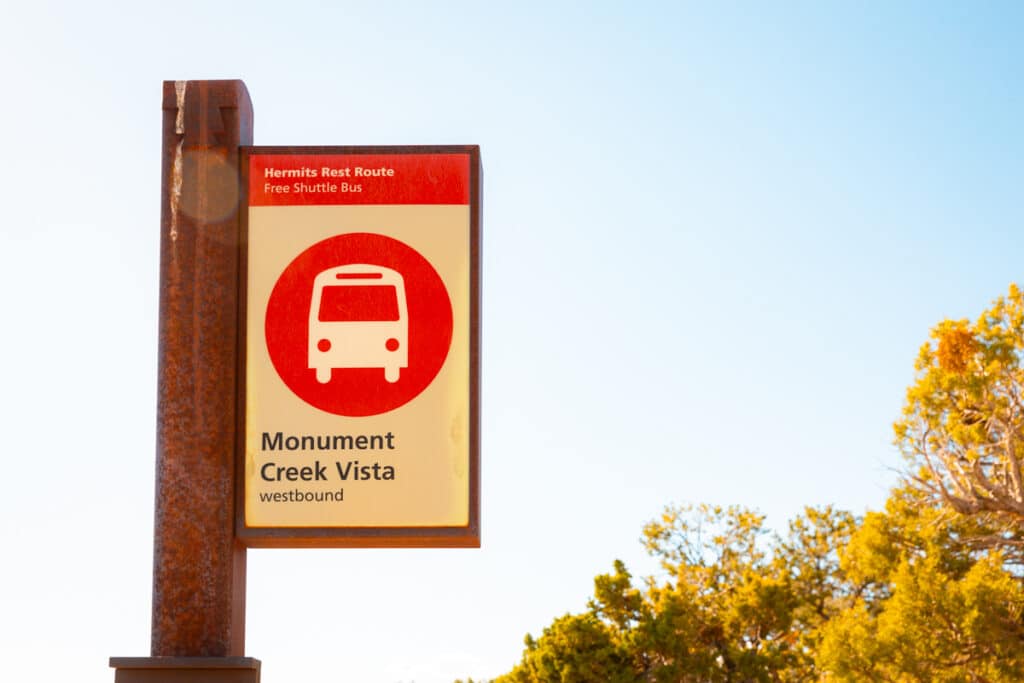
238, 146, 480, 547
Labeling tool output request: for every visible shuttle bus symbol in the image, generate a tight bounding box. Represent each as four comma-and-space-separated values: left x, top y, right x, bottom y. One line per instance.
308, 264, 409, 384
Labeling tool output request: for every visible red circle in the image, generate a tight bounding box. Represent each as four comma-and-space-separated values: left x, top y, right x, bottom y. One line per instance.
385, 338, 400, 351
264, 233, 453, 417
317, 339, 331, 352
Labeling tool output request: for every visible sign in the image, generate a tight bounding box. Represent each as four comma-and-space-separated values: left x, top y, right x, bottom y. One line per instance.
238, 146, 480, 547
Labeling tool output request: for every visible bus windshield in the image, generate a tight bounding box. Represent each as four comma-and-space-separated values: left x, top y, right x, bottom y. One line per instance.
318, 285, 400, 322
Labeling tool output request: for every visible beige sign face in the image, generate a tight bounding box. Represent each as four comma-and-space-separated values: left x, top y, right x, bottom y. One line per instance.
241, 149, 478, 544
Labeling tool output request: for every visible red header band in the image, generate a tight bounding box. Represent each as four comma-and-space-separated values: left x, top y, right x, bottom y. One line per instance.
249, 153, 470, 206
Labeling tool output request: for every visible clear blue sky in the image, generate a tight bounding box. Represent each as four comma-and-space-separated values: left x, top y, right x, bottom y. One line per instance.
1, 2, 1022, 682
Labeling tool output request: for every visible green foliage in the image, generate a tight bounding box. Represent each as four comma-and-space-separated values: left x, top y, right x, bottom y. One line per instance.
499, 505, 855, 682
495, 613, 636, 683
819, 489, 1024, 681
492, 286, 1024, 682
496, 497, 1024, 682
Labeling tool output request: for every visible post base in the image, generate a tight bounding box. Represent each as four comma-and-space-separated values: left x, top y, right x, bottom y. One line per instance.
110, 657, 260, 683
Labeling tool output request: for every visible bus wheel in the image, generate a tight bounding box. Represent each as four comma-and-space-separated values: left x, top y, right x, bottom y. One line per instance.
315, 367, 331, 383
385, 367, 400, 383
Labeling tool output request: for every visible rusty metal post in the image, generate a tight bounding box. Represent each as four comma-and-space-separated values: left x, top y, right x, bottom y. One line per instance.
112, 79, 258, 682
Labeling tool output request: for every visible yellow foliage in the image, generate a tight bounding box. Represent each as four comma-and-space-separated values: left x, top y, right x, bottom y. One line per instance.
896, 283, 1024, 522
935, 323, 977, 374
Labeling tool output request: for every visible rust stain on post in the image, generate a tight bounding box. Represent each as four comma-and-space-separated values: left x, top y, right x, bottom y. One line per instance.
154, 80, 253, 657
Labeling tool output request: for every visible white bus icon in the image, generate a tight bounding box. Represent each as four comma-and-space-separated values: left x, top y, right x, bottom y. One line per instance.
308, 264, 409, 384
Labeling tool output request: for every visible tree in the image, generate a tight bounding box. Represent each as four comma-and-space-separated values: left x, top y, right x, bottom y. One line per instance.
497, 504, 856, 683
636, 504, 805, 682
494, 498, 1024, 683
492, 285, 1024, 683
895, 283, 1024, 562
818, 486, 1024, 681
496, 613, 637, 683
